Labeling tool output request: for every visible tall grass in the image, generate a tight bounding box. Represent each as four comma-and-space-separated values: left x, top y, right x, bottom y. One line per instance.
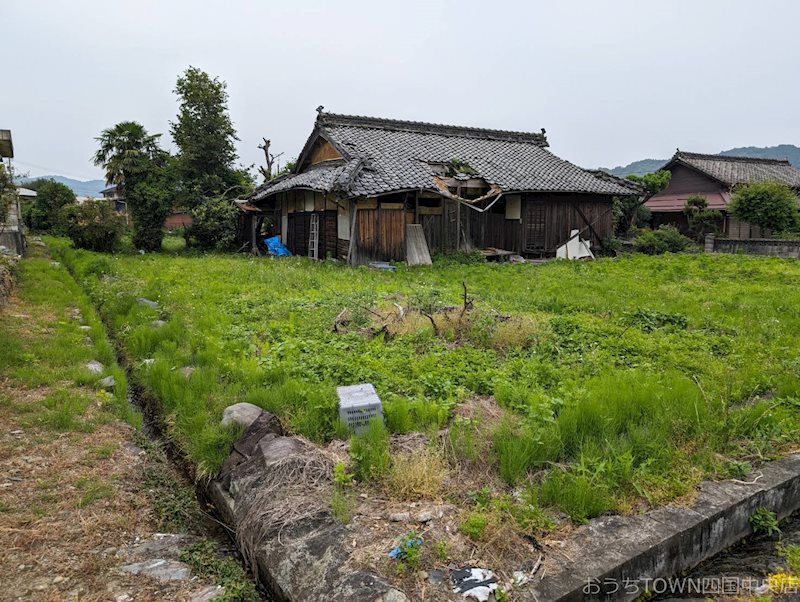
46, 236, 800, 509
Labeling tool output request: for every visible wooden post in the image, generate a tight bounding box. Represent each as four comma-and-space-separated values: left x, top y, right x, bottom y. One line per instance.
346, 203, 358, 266
414, 190, 419, 223
456, 186, 462, 252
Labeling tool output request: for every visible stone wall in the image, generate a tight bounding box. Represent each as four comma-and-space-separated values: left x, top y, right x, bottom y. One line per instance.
0, 255, 16, 306
706, 233, 800, 258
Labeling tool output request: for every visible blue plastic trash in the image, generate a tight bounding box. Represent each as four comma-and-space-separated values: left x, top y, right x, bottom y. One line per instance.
265, 236, 292, 257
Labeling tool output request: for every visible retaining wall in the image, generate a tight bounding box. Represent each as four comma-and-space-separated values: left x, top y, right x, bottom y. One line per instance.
706, 233, 800, 258
528, 454, 800, 601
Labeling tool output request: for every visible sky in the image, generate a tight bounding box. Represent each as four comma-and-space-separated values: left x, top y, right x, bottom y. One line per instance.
3, 0, 800, 182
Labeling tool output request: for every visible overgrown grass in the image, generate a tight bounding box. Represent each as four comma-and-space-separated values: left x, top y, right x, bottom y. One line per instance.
0, 248, 139, 431
48, 237, 800, 521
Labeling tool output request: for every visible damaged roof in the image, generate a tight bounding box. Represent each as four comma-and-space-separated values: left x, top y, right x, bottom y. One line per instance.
251, 112, 639, 202
668, 151, 800, 188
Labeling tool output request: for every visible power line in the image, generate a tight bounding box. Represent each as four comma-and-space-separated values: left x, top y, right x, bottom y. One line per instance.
11, 159, 103, 182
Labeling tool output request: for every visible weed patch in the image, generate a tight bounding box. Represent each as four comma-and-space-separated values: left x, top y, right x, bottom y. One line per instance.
178, 540, 259, 601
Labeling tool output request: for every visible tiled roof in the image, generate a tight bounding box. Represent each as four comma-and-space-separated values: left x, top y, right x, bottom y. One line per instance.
672, 151, 800, 188
251, 112, 638, 201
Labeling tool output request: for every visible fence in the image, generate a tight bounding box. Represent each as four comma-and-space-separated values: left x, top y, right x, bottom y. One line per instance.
705, 234, 800, 259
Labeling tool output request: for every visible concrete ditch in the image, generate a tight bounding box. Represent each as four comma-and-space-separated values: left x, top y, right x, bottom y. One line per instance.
527, 453, 800, 601
207, 402, 800, 602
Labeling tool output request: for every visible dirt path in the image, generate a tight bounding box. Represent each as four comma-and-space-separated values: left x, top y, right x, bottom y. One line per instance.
0, 246, 254, 601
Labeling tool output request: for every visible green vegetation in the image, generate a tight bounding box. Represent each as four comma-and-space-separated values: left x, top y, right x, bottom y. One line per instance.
778, 543, 800, 575
633, 225, 693, 254
0, 248, 134, 427
94, 120, 173, 251
751, 507, 781, 537
730, 180, 800, 234
50, 238, 800, 524
75, 476, 114, 508
683, 194, 722, 242
391, 531, 423, 574
23, 178, 76, 232
60, 200, 125, 252
178, 540, 260, 602
350, 418, 391, 481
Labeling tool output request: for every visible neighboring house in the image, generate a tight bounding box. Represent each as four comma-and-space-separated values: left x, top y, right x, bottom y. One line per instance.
0, 129, 25, 255
100, 185, 129, 215
249, 110, 638, 264
100, 184, 192, 229
646, 151, 800, 239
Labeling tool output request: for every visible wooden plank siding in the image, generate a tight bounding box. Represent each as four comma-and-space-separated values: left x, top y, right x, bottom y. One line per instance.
286, 210, 337, 258
276, 191, 612, 261
354, 207, 406, 262
425, 194, 612, 255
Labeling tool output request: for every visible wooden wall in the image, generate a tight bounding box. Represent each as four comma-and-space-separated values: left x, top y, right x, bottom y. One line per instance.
660, 164, 724, 196
271, 190, 614, 262
419, 193, 612, 256
286, 210, 337, 258
353, 205, 406, 262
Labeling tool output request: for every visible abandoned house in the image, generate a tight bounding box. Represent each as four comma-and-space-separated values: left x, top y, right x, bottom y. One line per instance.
248, 111, 640, 264
646, 151, 800, 239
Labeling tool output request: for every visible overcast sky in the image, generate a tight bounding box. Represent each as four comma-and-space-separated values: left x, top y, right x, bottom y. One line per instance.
3, 0, 800, 182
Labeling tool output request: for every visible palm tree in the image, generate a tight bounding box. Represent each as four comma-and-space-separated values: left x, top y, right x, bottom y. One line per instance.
93, 122, 163, 192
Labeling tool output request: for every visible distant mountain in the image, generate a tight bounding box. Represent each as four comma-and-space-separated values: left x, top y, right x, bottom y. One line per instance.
602, 159, 667, 178
18, 175, 106, 197
599, 144, 800, 178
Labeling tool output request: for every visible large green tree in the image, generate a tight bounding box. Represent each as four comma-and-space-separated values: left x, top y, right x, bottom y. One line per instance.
729, 180, 799, 234
24, 179, 76, 232
94, 121, 173, 251
170, 66, 243, 203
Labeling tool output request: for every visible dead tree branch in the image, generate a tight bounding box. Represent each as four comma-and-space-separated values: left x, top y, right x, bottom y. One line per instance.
258, 138, 284, 181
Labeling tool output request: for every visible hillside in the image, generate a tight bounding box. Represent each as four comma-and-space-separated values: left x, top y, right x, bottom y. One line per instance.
18, 175, 106, 197
600, 144, 800, 177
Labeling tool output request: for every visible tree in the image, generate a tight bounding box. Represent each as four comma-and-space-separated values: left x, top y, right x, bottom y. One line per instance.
683, 194, 722, 242
170, 66, 240, 203
60, 200, 124, 252
93, 121, 173, 251
126, 156, 178, 251
25, 179, 76, 232
94, 122, 163, 193
729, 180, 800, 234
612, 170, 671, 235
187, 196, 240, 251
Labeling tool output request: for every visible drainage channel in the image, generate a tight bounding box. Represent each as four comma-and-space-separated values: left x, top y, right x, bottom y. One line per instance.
126, 383, 270, 600
57, 252, 269, 600
656, 511, 800, 601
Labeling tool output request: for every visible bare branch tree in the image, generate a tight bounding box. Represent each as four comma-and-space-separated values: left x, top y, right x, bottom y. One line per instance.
258, 138, 284, 181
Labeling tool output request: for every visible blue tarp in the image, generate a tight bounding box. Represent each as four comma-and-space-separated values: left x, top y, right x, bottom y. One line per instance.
265, 236, 292, 257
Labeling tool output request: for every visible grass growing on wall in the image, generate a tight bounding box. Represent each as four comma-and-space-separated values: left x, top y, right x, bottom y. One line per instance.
48, 236, 800, 521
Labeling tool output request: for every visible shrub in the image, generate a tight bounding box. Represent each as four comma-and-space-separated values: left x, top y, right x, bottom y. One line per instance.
60, 201, 124, 252
188, 197, 239, 251
634, 225, 692, 255
385, 449, 447, 500
730, 180, 799, 233
350, 418, 391, 481
683, 195, 722, 242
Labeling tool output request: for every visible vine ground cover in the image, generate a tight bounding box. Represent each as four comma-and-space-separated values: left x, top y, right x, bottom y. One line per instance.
50, 237, 800, 524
